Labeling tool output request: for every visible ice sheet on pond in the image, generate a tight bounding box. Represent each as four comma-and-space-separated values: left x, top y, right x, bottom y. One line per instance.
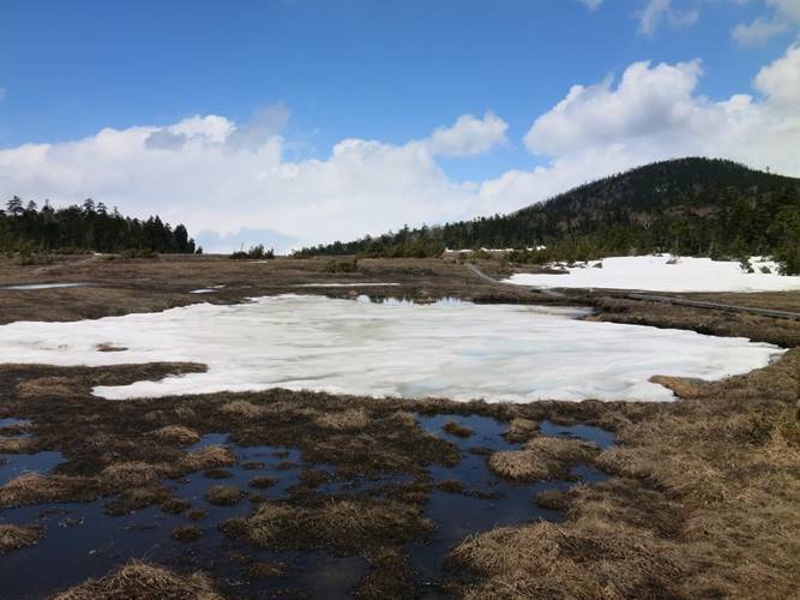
2, 283, 89, 290
0, 294, 783, 402
503, 255, 800, 292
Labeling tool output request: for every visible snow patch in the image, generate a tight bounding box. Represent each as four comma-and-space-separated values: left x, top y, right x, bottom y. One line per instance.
504, 255, 800, 292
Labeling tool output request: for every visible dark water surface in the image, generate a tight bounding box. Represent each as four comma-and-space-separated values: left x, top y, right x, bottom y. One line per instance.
0, 415, 613, 598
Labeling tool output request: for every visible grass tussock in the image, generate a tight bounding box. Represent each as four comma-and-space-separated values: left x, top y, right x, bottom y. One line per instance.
504, 417, 539, 442
388, 410, 417, 427
205, 485, 245, 506
17, 377, 80, 398
100, 461, 166, 488
178, 445, 236, 472
149, 425, 201, 445
487, 436, 597, 481
0, 524, 42, 555
442, 420, 474, 438
0, 436, 37, 453
51, 559, 223, 600
219, 400, 267, 419
223, 497, 432, 554
450, 519, 686, 600
0, 473, 99, 508
171, 525, 204, 542
314, 407, 369, 430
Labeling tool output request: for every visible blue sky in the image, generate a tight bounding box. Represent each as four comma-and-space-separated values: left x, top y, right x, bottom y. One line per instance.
1, 0, 798, 249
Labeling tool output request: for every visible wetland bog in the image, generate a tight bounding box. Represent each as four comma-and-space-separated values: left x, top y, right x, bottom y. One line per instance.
0, 255, 798, 599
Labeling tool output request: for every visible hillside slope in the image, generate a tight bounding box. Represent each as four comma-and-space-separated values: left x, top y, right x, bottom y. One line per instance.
299, 158, 800, 272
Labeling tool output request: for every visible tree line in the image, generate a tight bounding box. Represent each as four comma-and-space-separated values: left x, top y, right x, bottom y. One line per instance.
0, 197, 198, 254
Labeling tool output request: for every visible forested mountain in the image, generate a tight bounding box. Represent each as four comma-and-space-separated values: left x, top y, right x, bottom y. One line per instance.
0, 197, 198, 254
296, 158, 800, 273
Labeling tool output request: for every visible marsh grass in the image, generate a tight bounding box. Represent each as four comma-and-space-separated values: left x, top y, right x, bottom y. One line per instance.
487, 436, 597, 481
50, 560, 223, 600
442, 420, 473, 438
0, 524, 41, 555
205, 485, 245, 506
148, 425, 201, 445
0, 473, 100, 508
313, 407, 369, 430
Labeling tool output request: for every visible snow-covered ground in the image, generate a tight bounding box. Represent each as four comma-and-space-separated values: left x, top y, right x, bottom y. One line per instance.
0, 295, 781, 402
503, 255, 800, 292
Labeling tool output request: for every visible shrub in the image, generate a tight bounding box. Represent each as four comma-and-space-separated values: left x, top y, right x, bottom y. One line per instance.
324, 258, 358, 273
230, 244, 274, 260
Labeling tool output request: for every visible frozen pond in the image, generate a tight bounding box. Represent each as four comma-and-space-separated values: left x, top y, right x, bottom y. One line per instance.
504, 255, 800, 292
0, 295, 783, 402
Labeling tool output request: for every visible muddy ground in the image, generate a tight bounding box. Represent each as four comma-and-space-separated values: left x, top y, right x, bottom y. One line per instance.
0, 254, 798, 599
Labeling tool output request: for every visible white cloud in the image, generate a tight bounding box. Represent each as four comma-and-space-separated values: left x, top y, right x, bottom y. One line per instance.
0, 111, 505, 251
423, 111, 508, 156
483, 45, 800, 210
1, 48, 799, 250
754, 43, 800, 105
732, 17, 788, 45
637, 0, 699, 37
580, 0, 603, 10
732, 0, 800, 45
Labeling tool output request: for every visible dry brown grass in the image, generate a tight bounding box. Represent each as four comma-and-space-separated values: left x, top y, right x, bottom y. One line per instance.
454, 349, 800, 599
50, 559, 223, 600
17, 377, 80, 398
205, 485, 245, 506
224, 497, 432, 554
219, 399, 267, 419
148, 425, 201, 445
442, 420, 473, 438
0, 524, 41, 555
504, 417, 538, 442
488, 436, 597, 481
0, 436, 37, 453
178, 445, 236, 472
0, 473, 99, 508
100, 461, 166, 488
388, 410, 418, 427
451, 519, 687, 600
314, 407, 369, 430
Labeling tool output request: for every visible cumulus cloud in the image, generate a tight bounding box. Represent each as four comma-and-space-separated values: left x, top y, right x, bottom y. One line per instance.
423, 112, 508, 156
0, 110, 504, 251
754, 43, 800, 105
637, 0, 699, 37
1, 48, 799, 250
732, 0, 800, 45
483, 45, 800, 210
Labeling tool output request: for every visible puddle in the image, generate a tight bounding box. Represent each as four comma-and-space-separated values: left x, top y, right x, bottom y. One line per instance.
2, 283, 90, 291
0, 418, 32, 429
189, 289, 218, 294
409, 414, 613, 597
0, 418, 614, 598
0, 450, 64, 486
540, 420, 615, 449
0, 434, 367, 599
